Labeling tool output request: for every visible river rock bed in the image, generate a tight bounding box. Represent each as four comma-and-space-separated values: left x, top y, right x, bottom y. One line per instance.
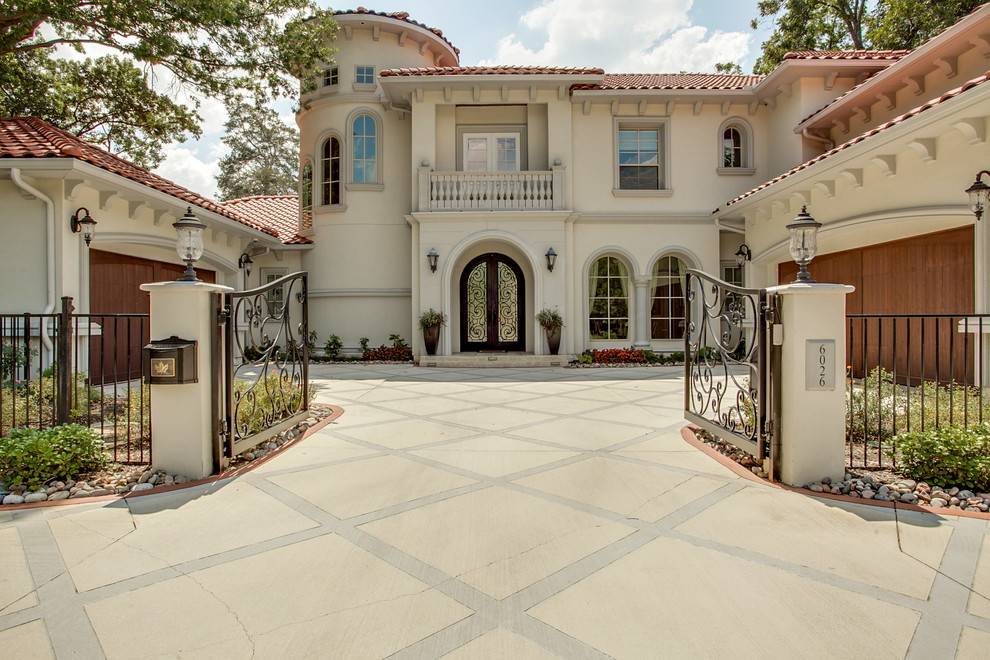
0, 405, 333, 507
694, 428, 990, 513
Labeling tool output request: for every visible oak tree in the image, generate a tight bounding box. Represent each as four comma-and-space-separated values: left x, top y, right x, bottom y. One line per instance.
215, 100, 298, 200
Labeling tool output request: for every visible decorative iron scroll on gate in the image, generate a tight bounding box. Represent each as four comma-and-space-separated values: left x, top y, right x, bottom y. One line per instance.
215, 272, 309, 463
684, 270, 779, 477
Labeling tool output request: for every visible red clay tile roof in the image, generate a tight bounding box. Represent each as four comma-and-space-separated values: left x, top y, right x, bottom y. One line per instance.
336, 8, 460, 57
720, 69, 990, 209
783, 50, 910, 60
0, 117, 279, 239
576, 73, 764, 90
221, 195, 311, 245
381, 65, 604, 77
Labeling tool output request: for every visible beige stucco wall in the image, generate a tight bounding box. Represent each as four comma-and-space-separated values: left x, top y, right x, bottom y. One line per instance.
0, 179, 49, 313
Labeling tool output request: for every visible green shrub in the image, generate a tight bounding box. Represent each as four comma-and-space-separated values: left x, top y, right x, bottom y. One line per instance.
0, 424, 106, 490
233, 370, 314, 435
324, 334, 343, 359
577, 351, 593, 364
892, 425, 990, 490
359, 337, 370, 353
1, 340, 37, 381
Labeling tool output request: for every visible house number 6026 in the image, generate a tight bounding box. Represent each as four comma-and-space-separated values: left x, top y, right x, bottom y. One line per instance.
805, 340, 835, 391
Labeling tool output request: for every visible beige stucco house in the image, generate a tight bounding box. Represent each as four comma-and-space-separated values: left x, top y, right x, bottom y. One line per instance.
3, 5, 989, 366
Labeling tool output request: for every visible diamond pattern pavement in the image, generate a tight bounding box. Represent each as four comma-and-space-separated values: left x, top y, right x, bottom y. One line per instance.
0, 364, 988, 659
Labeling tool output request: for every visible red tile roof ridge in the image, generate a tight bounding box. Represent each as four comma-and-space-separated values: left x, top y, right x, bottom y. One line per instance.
222, 194, 298, 202
783, 49, 911, 60
335, 8, 460, 57
720, 68, 990, 210
0, 117, 278, 238
381, 65, 605, 77
573, 73, 764, 91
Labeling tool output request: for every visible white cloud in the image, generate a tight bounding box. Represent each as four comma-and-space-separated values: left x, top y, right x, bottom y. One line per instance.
154, 145, 221, 200
482, 0, 750, 72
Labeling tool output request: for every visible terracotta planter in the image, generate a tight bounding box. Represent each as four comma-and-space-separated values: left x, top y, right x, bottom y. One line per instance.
423, 325, 440, 355
546, 328, 561, 355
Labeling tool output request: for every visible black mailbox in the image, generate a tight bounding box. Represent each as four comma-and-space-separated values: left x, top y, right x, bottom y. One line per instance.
143, 336, 198, 384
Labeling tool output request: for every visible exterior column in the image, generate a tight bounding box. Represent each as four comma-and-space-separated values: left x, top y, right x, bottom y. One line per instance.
140, 280, 232, 479
632, 277, 650, 348
974, 218, 990, 386
768, 282, 854, 486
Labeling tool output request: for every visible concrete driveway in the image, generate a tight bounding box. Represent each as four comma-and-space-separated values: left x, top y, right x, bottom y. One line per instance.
1, 364, 989, 659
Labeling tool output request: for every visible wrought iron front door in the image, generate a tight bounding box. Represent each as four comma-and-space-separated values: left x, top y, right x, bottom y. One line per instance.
460, 253, 525, 351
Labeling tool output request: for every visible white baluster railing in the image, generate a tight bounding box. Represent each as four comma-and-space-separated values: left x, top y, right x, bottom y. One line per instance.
419, 169, 565, 211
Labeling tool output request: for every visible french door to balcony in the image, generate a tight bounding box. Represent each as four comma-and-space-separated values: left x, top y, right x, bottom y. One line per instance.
463, 133, 520, 171
460, 253, 525, 352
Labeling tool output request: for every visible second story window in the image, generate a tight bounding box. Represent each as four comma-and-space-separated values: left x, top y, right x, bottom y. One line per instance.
352, 114, 377, 184
618, 127, 660, 190
355, 65, 375, 85
321, 136, 341, 205
723, 127, 742, 167
463, 133, 520, 171
323, 66, 339, 88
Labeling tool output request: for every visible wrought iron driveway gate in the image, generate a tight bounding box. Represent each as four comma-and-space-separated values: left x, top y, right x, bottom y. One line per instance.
215, 272, 309, 465
684, 270, 780, 479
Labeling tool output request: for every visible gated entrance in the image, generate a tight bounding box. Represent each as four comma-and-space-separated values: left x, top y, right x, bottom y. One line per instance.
215, 272, 310, 464
683, 270, 780, 479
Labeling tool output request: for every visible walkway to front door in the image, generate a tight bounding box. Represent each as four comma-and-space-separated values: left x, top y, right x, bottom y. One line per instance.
6, 364, 980, 659
460, 252, 524, 351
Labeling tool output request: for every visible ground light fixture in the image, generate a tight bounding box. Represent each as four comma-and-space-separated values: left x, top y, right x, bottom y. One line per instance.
734, 243, 751, 266
785, 206, 822, 283
545, 247, 557, 272
70, 208, 97, 246
966, 170, 990, 221
238, 252, 254, 277
427, 248, 439, 273
173, 207, 207, 282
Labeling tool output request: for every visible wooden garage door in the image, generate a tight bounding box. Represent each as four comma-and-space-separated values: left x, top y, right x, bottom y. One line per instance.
778, 226, 973, 382
88, 250, 215, 380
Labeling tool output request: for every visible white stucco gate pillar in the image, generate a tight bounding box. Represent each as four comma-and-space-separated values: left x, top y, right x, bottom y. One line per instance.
768, 282, 854, 487
140, 281, 232, 479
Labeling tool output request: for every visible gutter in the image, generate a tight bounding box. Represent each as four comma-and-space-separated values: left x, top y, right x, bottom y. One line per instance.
802, 128, 834, 150
715, 217, 745, 234
10, 168, 55, 365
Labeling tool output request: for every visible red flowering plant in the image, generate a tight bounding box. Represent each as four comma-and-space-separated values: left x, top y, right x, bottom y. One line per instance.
363, 334, 413, 362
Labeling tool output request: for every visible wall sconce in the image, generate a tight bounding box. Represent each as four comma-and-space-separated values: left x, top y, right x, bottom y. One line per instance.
173, 207, 207, 282
545, 247, 557, 272
427, 248, 439, 273
70, 208, 97, 246
238, 252, 253, 277
785, 206, 822, 283
966, 170, 990, 221
734, 244, 751, 266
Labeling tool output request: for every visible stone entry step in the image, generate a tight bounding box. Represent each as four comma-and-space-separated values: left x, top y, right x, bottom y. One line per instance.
419, 353, 572, 368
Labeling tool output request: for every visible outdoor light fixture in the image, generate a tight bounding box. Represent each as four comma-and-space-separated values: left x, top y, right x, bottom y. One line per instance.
734, 243, 752, 266
966, 170, 990, 221
545, 247, 557, 272
70, 208, 97, 246
173, 207, 207, 282
785, 206, 822, 283
427, 248, 439, 273
238, 252, 254, 277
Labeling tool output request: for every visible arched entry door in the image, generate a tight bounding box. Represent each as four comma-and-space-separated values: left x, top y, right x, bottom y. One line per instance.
460, 253, 525, 351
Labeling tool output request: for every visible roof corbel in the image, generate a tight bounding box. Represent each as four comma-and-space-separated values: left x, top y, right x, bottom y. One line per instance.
824, 71, 839, 90
934, 55, 957, 79
871, 154, 897, 176
906, 137, 937, 162
953, 117, 987, 145
99, 190, 119, 211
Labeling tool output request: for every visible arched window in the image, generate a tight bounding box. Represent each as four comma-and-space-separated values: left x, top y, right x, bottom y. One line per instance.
352, 114, 377, 183
300, 161, 313, 231
723, 127, 742, 168
589, 256, 629, 340
650, 255, 688, 340
321, 136, 341, 205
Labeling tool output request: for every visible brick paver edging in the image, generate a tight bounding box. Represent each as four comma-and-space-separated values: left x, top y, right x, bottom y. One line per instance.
0, 405, 345, 512
681, 424, 990, 521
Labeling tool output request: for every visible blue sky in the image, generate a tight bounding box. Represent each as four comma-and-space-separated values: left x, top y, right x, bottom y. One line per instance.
154, 0, 773, 198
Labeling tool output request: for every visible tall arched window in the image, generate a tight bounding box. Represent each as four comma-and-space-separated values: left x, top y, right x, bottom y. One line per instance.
300, 161, 313, 231
321, 136, 341, 205
352, 114, 377, 183
589, 256, 629, 340
650, 255, 688, 339
723, 127, 742, 168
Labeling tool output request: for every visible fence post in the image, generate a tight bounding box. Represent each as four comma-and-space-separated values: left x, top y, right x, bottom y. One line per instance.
768, 282, 855, 487
21, 312, 31, 382
56, 296, 73, 425
140, 280, 233, 479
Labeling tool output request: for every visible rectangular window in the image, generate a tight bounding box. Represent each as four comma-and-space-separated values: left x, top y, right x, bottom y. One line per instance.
355, 65, 374, 85
461, 133, 520, 171
262, 269, 287, 314
323, 66, 339, 87
618, 128, 659, 190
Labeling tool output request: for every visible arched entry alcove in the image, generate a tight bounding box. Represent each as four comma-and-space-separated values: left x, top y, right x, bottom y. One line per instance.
459, 253, 525, 351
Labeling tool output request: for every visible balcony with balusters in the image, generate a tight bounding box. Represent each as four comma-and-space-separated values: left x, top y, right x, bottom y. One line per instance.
417, 166, 566, 212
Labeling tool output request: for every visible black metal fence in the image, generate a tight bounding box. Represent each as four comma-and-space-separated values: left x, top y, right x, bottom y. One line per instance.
846, 313, 989, 469
0, 297, 151, 463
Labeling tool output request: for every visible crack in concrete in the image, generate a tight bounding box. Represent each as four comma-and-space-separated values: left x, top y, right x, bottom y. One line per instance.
185, 573, 258, 659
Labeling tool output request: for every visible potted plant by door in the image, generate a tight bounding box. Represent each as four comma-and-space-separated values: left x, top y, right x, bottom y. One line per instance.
418, 308, 447, 356
536, 308, 564, 355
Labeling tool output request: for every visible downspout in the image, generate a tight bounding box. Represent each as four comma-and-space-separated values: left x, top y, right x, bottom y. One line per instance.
10, 168, 56, 365
802, 127, 834, 151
